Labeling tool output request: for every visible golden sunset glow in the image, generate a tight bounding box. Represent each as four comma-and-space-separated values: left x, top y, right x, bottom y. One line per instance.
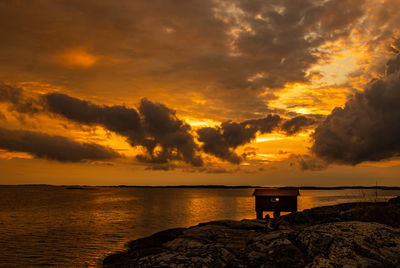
58, 48, 98, 68
0, 0, 400, 186
0, 150, 33, 160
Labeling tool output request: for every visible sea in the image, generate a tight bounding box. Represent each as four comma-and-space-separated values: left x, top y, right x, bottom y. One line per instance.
0, 185, 399, 267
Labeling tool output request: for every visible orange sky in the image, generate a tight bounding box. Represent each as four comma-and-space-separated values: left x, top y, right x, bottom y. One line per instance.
1, 0, 400, 186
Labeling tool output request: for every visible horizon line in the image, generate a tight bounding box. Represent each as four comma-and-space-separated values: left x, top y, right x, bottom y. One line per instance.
1, 184, 400, 190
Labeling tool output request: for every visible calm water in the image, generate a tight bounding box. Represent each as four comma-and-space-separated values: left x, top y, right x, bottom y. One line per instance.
0, 186, 399, 267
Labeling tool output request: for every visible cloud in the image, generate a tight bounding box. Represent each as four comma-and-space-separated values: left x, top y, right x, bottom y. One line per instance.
44, 93, 203, 166
242, 115, 283, 134
197, 115, 282, 163
0, 84, 22, 103
138, 99, 203, 166
0, 84, 42, 114
204, 166, 233, 174
292, 154, 328, 171
44, 93, 143, 144
0, 126, 120, 162
197, 127, 243, 164
312, 51, 400, 164
197, 114, 320, 163
2, 85, 321, 166
281, 115, 317, 135
57, 48, 98, 68
0, 0, 371, 120
386, 49, 400, 75
144, 163, 177, 171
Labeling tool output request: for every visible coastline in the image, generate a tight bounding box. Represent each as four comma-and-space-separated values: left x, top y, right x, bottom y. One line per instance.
2, 184, 400, 190
103, 196, 400, 267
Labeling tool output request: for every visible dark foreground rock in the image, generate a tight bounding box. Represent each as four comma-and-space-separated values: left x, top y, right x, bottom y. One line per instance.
103, 196, 400, 267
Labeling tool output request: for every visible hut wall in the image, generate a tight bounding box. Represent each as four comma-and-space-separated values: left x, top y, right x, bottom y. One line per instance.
255, 196, 297, 212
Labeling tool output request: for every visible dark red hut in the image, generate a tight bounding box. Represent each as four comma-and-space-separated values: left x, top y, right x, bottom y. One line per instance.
253, 188, 300, 219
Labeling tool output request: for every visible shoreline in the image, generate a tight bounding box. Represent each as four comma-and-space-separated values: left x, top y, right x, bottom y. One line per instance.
103, 196, 400, 267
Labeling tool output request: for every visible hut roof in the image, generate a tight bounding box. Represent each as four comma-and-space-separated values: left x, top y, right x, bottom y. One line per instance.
253, 188, 300, 197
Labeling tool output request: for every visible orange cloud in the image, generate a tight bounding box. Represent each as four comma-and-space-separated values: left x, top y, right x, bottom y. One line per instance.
269, 82, 350, 115
57, 48, 98, 68
0, 149, 33, 160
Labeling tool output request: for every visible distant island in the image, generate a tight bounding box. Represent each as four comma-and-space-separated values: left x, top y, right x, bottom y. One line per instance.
65, 186, 96, 190
108, 185, 400, 190
2, 184, 400, 190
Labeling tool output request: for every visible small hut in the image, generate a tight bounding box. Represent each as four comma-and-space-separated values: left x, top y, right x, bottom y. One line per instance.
253, 188, 300, 219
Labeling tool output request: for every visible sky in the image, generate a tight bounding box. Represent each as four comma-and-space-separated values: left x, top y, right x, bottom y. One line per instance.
1, 0, 400, 186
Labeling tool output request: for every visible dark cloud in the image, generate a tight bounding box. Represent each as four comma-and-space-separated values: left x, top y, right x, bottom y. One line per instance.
312, 52, 400, 164
197, 114, 320, 163
137, 99, 203, 166
0, 126, 120, 162
386, 51, 400, 75
243, 115, 283, 134
197, 127, 243, 164
197, 115, 282, 163
44, 93, 203, 166
293, 154, 328, 171
44, 93, 143, 144
242, 147, 257, 160
0, 84, 42, 114
281, 115, 317, 135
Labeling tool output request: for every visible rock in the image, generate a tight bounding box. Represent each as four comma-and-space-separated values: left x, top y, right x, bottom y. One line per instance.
272, 200, 400, 230
103, 197, 400, 268
294, 221, 400, 268
389, 196, 400, 205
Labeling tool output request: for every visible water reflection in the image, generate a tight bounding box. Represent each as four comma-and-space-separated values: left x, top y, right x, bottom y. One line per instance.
297, 189, 397, 211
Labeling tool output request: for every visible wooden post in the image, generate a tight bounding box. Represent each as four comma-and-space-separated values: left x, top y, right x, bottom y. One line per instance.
273, 211, 280, 218
256, 210, 263, 220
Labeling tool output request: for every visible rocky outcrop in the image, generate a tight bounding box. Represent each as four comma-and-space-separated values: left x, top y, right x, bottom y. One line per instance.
103, 196, 400, 267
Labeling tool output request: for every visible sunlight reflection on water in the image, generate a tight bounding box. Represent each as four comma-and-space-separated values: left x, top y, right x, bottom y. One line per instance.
0, 186, 399, 267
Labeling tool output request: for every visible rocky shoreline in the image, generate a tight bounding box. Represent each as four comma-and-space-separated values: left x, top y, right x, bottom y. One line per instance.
103, 196, 400, 267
